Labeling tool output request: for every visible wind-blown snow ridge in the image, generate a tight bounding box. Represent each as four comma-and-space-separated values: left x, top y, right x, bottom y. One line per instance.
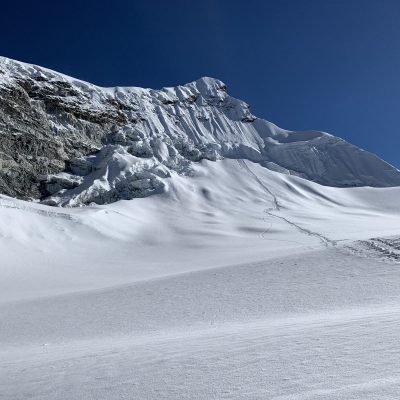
1, 56, 399, 206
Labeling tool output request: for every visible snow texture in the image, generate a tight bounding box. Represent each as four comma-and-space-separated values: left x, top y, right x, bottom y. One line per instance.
2, 158, 400, 399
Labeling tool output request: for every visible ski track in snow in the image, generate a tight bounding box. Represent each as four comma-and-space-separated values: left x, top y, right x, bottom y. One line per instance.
237, 160, 335, 247
346, 236, 400, 263
237, 159, 282, 211
0, 197, 76, 221
265, 211, 336, 248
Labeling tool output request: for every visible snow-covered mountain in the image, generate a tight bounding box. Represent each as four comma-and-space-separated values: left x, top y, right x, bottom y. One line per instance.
0, 56, 399, 206
3, 57, 400, 399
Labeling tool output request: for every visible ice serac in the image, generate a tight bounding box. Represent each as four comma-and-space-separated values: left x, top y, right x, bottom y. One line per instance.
0, 56, 399, 206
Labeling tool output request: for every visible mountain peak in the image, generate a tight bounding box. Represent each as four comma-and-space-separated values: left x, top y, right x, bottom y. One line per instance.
191, 77, 227, 96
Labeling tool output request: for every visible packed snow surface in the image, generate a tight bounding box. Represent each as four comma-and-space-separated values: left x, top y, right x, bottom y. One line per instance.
2, 159, 400, 399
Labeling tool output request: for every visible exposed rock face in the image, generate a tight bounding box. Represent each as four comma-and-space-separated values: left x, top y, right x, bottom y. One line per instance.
0, 60, 118, 199
0, 56, 399, 206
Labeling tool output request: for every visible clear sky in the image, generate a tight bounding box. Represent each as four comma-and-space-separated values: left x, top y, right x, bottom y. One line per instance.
1, 0, 399, 166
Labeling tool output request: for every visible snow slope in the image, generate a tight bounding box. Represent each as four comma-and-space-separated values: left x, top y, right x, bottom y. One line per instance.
2, 158, 400, 399
1, 159, 400, 302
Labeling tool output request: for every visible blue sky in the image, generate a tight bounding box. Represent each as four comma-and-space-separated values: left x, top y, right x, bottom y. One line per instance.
1, 0, 399, 166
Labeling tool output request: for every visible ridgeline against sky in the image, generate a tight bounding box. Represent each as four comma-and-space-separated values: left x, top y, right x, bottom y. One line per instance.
1, 0, 399, 166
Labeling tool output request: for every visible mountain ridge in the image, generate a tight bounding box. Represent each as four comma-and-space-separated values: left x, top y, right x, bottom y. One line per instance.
0, 56, 399, 206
